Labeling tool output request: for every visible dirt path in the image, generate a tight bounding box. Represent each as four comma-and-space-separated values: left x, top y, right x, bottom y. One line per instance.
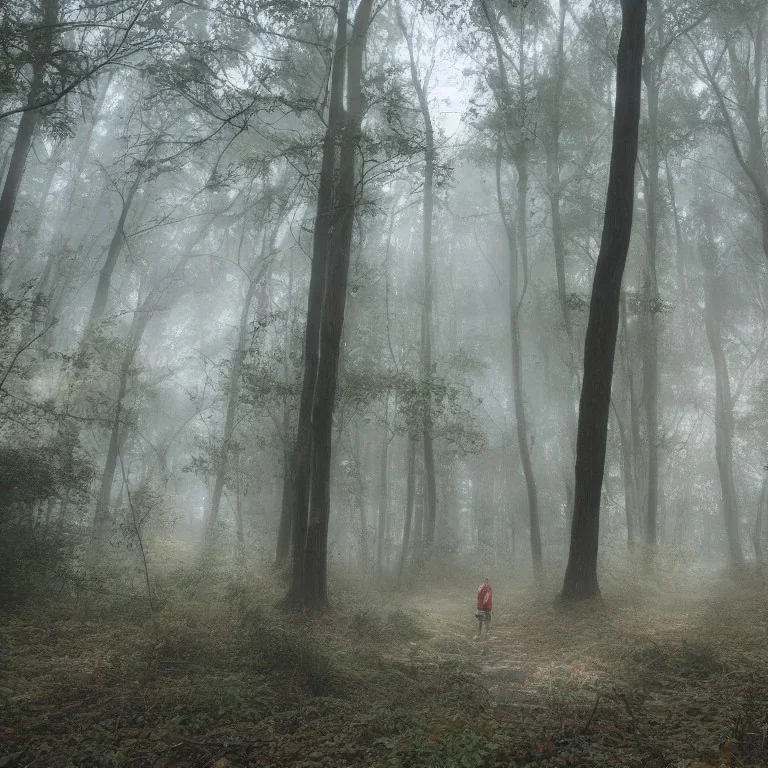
395, 581, 768, 767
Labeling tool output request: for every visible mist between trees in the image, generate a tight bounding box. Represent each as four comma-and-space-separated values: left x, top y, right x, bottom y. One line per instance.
1, 0, 768, 610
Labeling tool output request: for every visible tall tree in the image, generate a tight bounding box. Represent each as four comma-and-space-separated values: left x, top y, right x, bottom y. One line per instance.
482, 0, 543, 576
0, 0, 58, 267
561, 0, 647, 601
698, 209, 745, 571
287, 0, 375, 609
692, 3, 768, 261
395, 3, 438, 546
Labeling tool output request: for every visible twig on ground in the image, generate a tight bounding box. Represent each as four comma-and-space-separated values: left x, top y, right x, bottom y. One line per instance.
583, 692, 601, 733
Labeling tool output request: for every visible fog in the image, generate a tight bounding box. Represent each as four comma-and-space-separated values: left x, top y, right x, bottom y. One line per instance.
2, 1, 768, 766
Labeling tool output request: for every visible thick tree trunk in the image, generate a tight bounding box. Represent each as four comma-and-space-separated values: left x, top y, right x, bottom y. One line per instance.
700, 219, 745, 571
560, 0, 647, 602
287, 0, 349, 602
294, 0, 374, 608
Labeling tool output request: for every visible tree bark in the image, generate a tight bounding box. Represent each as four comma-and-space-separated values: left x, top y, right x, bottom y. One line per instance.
617, 294, 639, 548
0, 0, 58, 268
548, 0, 571, 340
483, 1, 542, 578
0, 90, 43, 271
495, 144, 543, 578
753, 476, 767, 570
560, 0, 647, 602
84, 175, 142, 335
287, 0, 350, 603
376, 403, 389, 581
397, 437, 416, 586
275, 251, 295, 565
699, 217, 745, 571
396, 2, 438, 546
641, 61, 660, 555
295, 0, 375, 608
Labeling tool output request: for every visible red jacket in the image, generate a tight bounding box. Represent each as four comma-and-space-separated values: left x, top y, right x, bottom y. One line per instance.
477, 583, 493, 612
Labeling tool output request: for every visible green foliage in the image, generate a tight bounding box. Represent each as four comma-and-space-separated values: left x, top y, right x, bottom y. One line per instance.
339, 364, 486, 453
0, 522, 86, 609
0, 438, 93, 519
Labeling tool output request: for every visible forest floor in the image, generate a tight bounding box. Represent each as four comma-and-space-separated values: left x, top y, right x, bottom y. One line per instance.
2, 563, 768, 767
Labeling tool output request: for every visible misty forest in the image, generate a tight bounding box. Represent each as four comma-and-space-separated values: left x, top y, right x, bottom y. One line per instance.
3, 0, 768, 765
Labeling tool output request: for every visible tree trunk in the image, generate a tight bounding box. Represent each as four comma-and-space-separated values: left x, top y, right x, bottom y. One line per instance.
548, 0, 571, 341
84, 175, 142, 335
547, 0, 579, 510
397, 437, 416, 586
90, 234, 205, 555
275, 250, 295, 565
234, 454, 244, 551
287, 0, 349, 603
560, 0, 647, 602
295, 0, 375, 608
9, 140, 64, 293
700, 217, 745, 571
91, 313, 150, 551
483, 0, 542, 577
376, 404, 389, 581
753, 476, 767, 570
617, 294, 639, 548
205, 231, 275, 534
665, 156, 694, 352
495, 144, 543, 578
641, 55, 661, 556
0, 91, 43, 271
396, 3, 438, 547
0, 0, 58, 268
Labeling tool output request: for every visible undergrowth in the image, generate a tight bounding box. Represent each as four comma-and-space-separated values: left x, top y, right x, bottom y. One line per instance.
2, 563, 768, 767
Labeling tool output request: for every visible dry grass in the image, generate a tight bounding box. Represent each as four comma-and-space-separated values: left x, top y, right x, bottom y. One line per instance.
1, 562, 767, 767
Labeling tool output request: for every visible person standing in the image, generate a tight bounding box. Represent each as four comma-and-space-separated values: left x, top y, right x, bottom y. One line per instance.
475, 577, 493, 638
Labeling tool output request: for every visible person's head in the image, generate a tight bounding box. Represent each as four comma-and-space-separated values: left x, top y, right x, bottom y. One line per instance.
483, 577, 489, 586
